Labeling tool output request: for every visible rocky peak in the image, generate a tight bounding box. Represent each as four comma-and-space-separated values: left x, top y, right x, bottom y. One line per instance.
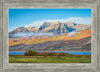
27, 27, 37, 32
16, 27, 25, 29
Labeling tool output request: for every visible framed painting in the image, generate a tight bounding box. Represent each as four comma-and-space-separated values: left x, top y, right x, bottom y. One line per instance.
0, 0, 100, 72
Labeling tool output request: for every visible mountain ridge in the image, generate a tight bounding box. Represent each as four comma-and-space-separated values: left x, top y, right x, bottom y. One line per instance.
9, 21, 91, 38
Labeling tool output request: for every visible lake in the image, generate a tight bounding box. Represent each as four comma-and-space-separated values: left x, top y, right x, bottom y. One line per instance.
9, 51, 91, 55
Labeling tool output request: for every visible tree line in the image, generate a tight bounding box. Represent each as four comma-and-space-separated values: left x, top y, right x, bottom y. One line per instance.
24, 50, 71, 56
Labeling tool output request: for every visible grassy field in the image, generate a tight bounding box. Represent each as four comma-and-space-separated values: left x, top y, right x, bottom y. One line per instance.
9, 55, 91, 63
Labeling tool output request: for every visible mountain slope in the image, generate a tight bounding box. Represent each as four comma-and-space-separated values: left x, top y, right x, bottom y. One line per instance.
9, 29, 91, 51
9, 27, 29, 38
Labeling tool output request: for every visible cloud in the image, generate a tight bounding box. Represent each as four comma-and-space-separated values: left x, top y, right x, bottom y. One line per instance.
24, 21, 45, 28
67, 30, 76, 36
58, 17, 91, 24
24, 17, 91, 28
13, 32, 55, 37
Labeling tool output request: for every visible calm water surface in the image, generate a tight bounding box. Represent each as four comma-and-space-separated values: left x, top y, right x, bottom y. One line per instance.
9, 51, 91, 55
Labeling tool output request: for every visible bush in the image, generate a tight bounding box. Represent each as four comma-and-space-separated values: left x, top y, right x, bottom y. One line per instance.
58, 53, 66, 56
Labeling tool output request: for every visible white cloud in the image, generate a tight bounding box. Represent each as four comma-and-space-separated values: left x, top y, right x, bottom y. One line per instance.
24, 21, 45, 28
67, 30, 76, 36
13, 32, 55, 37
24, 17, 91, 28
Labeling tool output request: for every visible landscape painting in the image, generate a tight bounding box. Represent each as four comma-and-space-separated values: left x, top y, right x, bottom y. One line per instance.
9, 9, 91, 63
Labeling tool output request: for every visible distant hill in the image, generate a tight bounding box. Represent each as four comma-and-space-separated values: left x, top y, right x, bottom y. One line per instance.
9, 21, 91, 38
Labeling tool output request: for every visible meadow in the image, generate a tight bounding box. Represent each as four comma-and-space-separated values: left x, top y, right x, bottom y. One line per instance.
9, 55, 91, 63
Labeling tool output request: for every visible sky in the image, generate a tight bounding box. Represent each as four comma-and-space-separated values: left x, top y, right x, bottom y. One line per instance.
9, 8, 91, 31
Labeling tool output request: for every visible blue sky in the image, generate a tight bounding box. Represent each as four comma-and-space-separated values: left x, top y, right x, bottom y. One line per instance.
9, 9, 91, 31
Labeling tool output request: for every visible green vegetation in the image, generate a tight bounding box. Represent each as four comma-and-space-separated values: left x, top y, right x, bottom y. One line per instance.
24, 50, 71, 56
9, 55, 91, 63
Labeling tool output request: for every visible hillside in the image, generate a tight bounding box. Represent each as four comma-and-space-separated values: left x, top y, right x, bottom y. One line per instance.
9, 29, 91, 51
